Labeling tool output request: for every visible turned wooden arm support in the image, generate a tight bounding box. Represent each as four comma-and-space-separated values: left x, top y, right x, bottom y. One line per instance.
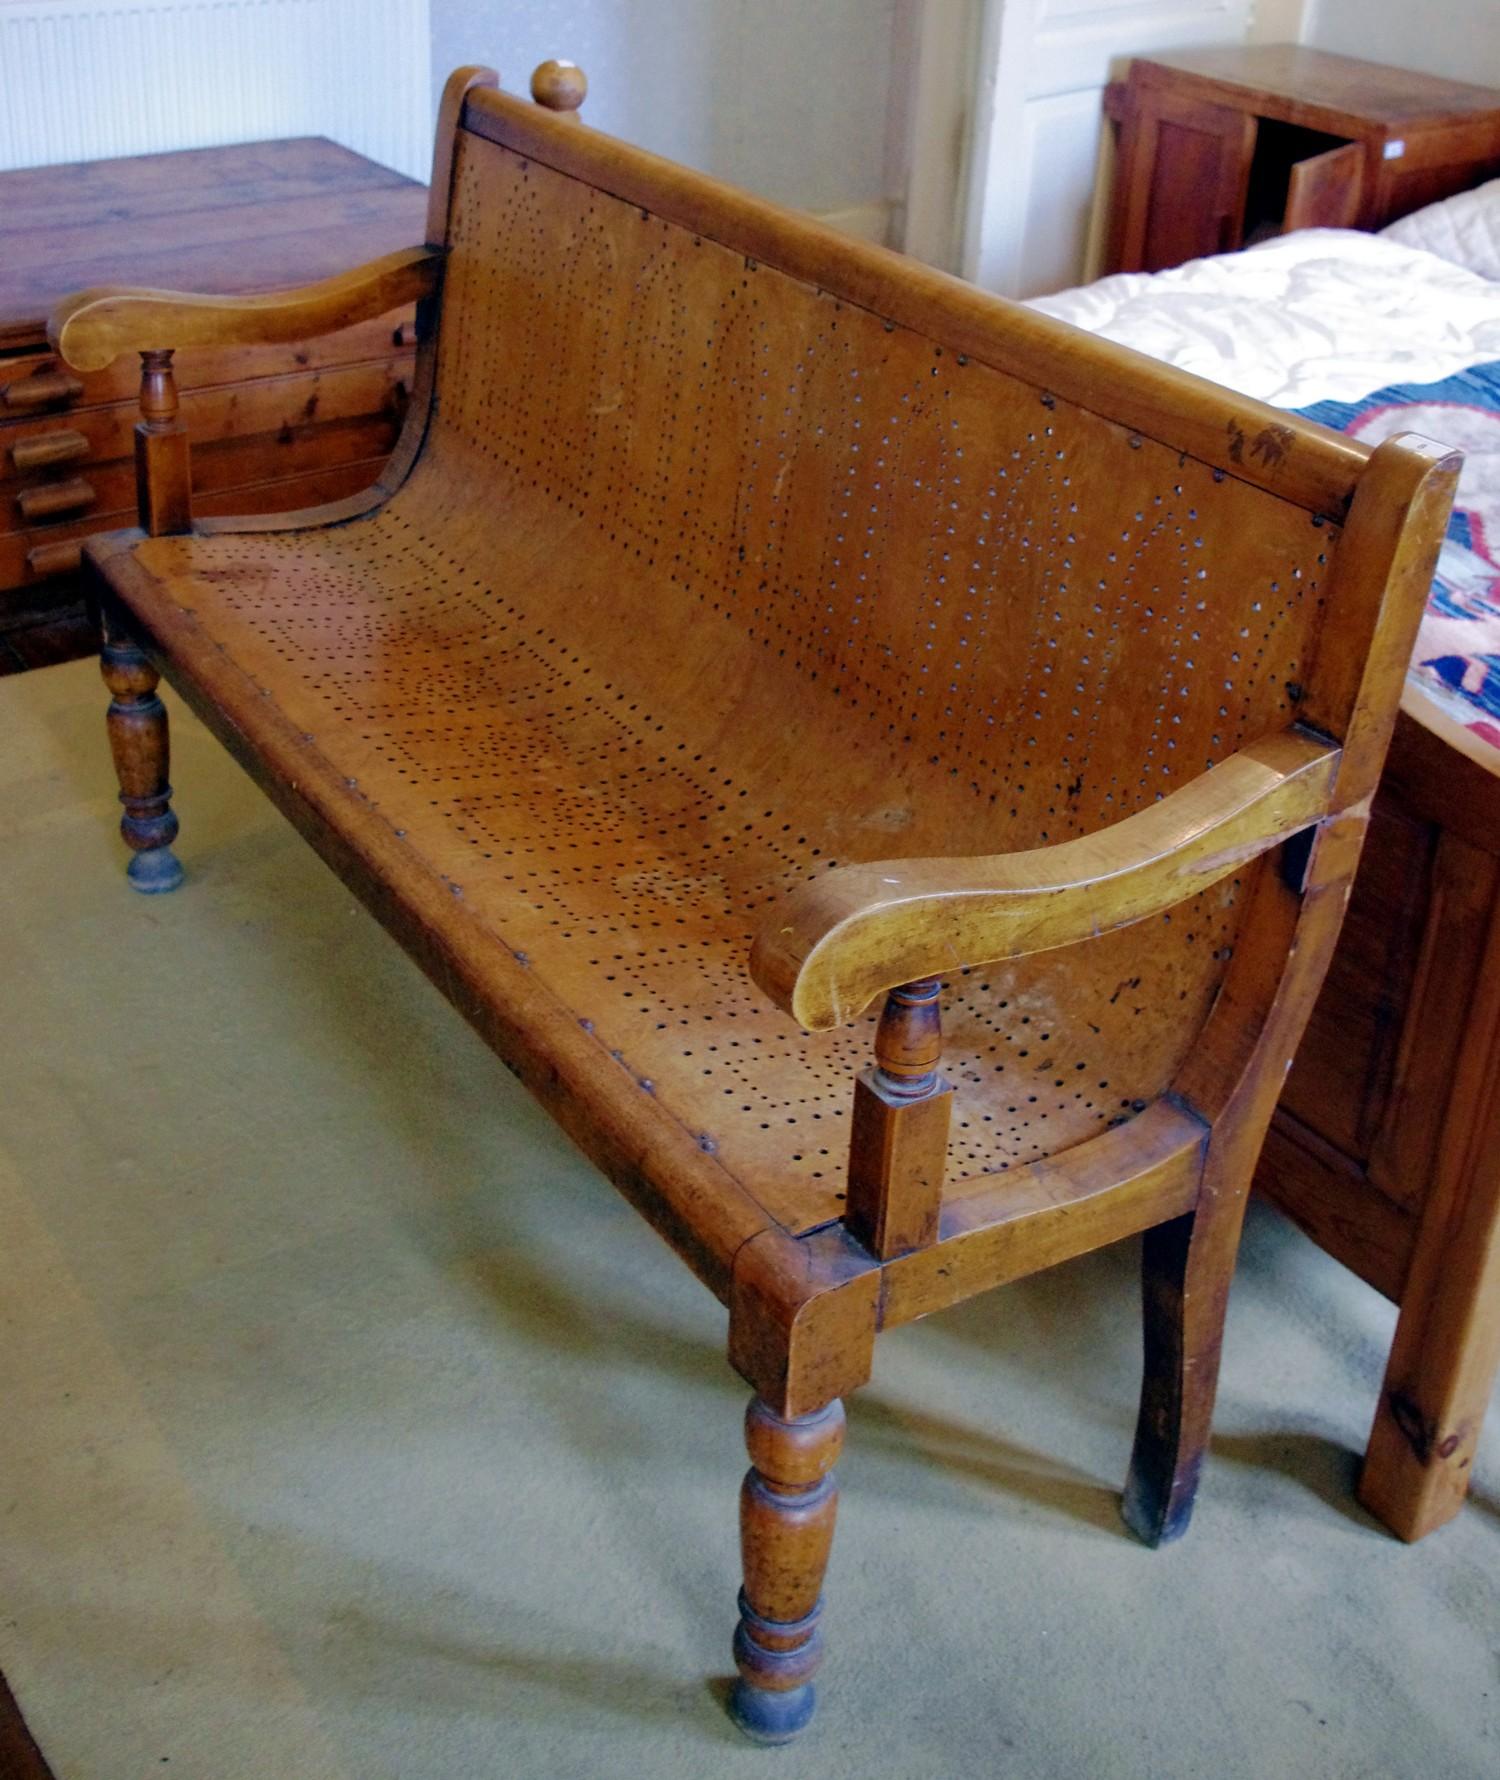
44, 246, 443, 537
750, 726, 1342, 1034
46, 245, 443, 373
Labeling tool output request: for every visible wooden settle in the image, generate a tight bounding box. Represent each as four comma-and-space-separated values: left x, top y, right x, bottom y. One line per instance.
47, 62, 1460, 1742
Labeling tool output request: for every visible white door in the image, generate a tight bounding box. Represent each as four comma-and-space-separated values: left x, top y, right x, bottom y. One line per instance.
959, 0, 1265, 298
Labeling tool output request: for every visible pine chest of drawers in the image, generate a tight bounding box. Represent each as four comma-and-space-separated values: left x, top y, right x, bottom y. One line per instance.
0, 137, 427, 619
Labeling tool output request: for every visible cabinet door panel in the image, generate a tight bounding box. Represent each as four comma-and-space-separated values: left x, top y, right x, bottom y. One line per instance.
1284, 140, 1364, 233
1110, 92, 1256, 273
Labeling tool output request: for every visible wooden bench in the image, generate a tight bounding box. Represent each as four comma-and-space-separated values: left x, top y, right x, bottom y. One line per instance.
49, 63, 1458, 1743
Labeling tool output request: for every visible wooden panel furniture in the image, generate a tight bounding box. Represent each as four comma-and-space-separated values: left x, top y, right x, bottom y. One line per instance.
1257, 710, 1500, 1540
1105, 46, 1500, 276
0, 138, 428, 635
47, 63, 1458, 1743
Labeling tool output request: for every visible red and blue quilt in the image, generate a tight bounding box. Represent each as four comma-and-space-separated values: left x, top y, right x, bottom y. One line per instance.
1299, 361, 1500, 764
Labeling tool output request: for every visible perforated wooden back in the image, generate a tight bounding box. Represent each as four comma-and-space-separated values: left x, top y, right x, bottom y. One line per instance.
430, 119, 1340, 855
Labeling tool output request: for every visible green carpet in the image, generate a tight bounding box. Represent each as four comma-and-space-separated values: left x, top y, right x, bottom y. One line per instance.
2, 659, 1496, 1779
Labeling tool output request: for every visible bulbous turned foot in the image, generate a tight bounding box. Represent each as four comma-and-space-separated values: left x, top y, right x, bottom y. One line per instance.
728, 1594, 824, 1742
126, 845, 184, 894
101, 616, 183, 897
728, 1676, 817, 1745
728, 1398, 844, 1744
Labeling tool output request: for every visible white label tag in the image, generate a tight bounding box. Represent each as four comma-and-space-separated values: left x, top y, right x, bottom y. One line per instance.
1384, 139, 1406, 160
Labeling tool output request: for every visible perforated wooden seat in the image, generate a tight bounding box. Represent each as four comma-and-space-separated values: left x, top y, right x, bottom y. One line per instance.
55, 65, 1460, 1746
124, 488, 1248, 1234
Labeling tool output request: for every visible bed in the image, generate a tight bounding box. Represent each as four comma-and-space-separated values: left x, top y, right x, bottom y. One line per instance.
1034, 192, 1500, 1541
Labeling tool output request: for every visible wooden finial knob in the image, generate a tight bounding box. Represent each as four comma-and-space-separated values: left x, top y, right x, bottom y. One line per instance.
530, 59, 587, 113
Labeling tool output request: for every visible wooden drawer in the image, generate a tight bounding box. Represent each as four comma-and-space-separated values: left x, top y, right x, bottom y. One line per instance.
0, 308, 414, 592
1, 453, 392, 588
0, 309, 413, 413
0, 135, 428, 612
10, 408, 402, 550
2, 355, 411, 536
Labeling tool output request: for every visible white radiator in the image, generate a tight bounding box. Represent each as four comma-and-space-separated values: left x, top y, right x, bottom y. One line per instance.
0, 0, 432, 180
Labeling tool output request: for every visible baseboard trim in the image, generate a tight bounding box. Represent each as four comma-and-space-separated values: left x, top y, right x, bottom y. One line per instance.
810, 201, 893, 246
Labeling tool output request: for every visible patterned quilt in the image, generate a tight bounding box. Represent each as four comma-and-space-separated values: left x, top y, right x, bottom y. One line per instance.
1298, 361, 1500, 763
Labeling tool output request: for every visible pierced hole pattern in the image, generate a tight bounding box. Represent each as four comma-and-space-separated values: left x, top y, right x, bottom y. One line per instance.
141, 133, 1337, 1233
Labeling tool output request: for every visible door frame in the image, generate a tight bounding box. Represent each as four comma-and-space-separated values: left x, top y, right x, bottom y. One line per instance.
901, 0, 1302, 297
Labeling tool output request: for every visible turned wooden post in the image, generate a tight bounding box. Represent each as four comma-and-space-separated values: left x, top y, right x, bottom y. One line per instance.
730, 1397, 845, 1744
100, 604, 183, 893
135, 348, 191, 536
846, 977, 954, 1258
530, 59, 588, 116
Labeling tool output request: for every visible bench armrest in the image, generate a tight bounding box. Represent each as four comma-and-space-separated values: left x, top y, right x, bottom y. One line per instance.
749, 727, 1340, 1032
48, 245, 443, 372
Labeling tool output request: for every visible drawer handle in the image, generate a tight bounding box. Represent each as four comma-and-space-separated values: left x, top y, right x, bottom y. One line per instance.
2, 368, 84, 410
17, 476, 96, 521
10, 428, 90, 472
25, 538, 83, 579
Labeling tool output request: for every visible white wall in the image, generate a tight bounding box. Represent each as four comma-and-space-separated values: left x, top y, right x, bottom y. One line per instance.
1301, 0, 1500, 87
428, 0, 899, 216
1249, 0, 1308, 42
0, 0, 432, 179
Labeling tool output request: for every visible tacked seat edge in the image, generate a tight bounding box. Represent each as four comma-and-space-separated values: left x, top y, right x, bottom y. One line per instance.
84, 527, 780, 1304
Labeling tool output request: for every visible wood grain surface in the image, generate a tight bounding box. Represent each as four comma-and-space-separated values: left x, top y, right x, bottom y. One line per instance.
0, 138, 425, 346
57, 63, 1462, 1737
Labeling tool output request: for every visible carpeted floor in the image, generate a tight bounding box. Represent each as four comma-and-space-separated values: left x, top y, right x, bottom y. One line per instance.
2, 658, 1497, 1780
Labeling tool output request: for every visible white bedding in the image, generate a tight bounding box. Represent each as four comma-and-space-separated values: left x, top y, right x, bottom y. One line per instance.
1382, 177, 1500, 282
1029, 228, 1500, 408
1031, 227, 1500, 771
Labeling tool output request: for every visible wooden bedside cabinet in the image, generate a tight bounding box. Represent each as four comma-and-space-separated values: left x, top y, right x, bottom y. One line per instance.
1104, 44, 1500, 276
0, 137, 427, 650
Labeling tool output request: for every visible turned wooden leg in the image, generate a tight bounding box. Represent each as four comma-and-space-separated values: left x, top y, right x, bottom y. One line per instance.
1122, 1205, 1237, 1546
101, 611, 183, 893
729, 1397, 844, 1744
